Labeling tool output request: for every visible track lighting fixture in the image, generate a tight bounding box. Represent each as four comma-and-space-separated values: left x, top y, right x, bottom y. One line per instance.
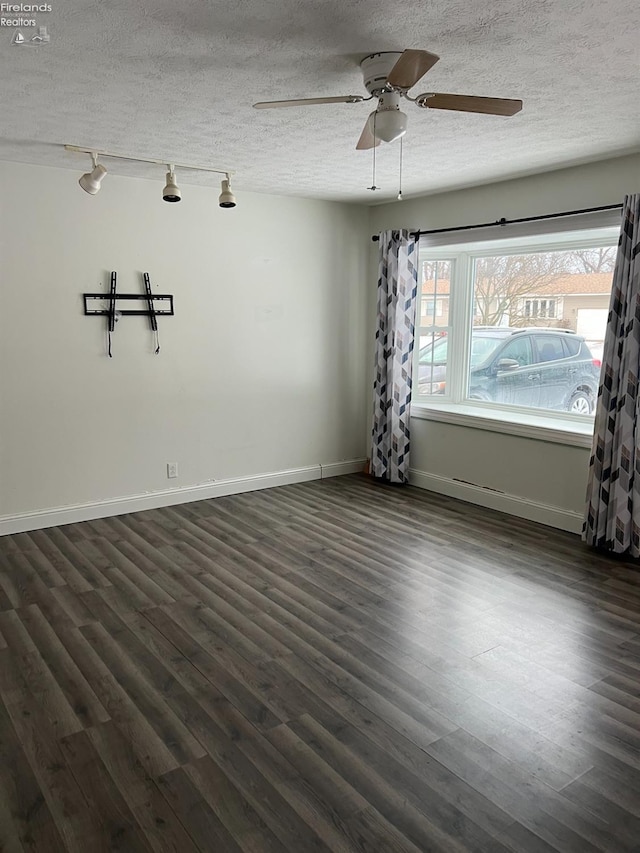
218, 175, 236, 209
78, 153, 107, 195
162, 166, 181, 203
65, 145, 237, 207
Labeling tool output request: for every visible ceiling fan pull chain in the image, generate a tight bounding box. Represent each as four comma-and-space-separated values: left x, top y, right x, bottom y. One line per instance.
372, 128, 376, 187
368, 113, 379, 191
397, 135, 403, 201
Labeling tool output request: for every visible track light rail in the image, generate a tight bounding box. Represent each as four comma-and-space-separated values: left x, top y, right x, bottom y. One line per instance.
64, 144, 235, 177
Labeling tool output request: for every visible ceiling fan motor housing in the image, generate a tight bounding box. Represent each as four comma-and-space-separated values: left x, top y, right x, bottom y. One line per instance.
360, 52, 403, 95
377, 91, 402, 112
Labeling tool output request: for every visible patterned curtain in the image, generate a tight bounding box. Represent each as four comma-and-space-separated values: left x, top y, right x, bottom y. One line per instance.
584, 194, 640, 554
371, 229, 419, 483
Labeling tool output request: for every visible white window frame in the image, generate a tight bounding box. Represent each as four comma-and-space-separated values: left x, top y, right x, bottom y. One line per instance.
412, 224, 619, 448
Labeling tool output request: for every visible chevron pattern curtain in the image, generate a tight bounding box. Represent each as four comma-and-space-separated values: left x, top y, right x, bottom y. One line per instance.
371, 229, 419, 483
584, 194, 640, 554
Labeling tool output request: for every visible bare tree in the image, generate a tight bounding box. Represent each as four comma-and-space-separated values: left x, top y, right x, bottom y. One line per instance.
421, 260, 451, 282
421, 248, 614, 329
474, 253, 570, 326
565, 247, 616, 274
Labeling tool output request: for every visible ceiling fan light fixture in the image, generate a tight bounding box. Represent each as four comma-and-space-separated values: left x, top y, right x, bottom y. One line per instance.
79, 153, 107, 195
373, 108, 408, 143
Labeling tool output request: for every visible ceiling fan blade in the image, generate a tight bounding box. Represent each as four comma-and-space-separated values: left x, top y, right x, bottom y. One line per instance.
422, 93, 523, 115
356, 113, 381, 150
386, 49, 440, 90
253, 95, 364, 109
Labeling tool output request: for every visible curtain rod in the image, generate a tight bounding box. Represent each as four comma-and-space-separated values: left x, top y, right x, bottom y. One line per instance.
370, 203, 623, 242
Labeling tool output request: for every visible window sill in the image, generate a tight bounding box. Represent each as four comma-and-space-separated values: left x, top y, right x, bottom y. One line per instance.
409, 402, 594, 448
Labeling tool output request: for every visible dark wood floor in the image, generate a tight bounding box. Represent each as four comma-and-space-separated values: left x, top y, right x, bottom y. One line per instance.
1, 475, 640, 852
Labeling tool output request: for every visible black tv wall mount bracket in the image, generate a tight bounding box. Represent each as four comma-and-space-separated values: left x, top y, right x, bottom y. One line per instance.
83, 271, 174, 357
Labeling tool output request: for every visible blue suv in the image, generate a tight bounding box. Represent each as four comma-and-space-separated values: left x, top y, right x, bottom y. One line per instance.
418, 327, 602, 414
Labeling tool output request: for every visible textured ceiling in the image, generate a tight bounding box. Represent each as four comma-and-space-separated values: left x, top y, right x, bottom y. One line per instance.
1, 0, 639, 203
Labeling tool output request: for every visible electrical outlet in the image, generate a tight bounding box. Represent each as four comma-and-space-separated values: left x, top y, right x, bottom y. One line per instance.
167, 462, 178, 479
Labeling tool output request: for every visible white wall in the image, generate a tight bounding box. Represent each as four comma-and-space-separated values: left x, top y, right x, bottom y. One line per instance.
369, 153, 640, 530
0, 161, 369, 523
3, 153, 638, 532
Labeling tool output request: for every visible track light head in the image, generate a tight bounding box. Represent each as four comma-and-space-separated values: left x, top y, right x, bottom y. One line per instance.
79, 154, 107, 195
162, 166, 181, 203
219, 177, 236, 208
66, 146, 236, 205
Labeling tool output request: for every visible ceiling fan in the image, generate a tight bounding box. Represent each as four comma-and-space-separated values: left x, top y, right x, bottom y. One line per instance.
253, 50, 522, 150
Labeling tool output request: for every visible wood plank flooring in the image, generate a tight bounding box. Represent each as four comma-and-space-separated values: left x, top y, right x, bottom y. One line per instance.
1, 474, 640, 851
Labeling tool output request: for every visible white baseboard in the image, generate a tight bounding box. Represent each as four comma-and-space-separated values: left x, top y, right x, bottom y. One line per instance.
409, 468, 583, 534
320, 459, 367, 478
0, 458, 367, 536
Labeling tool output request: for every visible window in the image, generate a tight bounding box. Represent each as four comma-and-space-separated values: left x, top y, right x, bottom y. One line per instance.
524, 298, 557, 319
417, 261, 452, 396
499, 336, 533, 367
533, 334, 565, 362
413, 227, 618, 436
421, 299, 445, 318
